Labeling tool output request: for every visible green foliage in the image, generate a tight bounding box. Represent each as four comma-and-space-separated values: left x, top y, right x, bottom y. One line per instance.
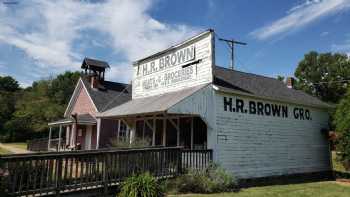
276, 75, 285, 82
0, 72, 80, 142
166, 163, 237, 194
334, 87, 350, 167
295, 51, 350, 103
110, 137, 152, 148
119, 172, 164, 197
0, 76, 19, 92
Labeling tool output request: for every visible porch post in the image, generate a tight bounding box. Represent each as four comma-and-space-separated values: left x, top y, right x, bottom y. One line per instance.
162, 118, 166, 146
48, 127, 52, 151
58, 125, 62, 152
176, 118, 180, 146
117, 119, 121, 141
96, 118, 101, 149
191, 117, 194, 150
152, 118, 156, 146
71, 123, 76, 147
129, 119, 136, 145
66, 126, 70, 148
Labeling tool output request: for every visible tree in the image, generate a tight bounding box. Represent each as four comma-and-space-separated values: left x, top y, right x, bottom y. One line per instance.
276, 75, 285, 82
334, 87, 350, 166
295, 51, 350, 103
0, 76, 20, 92
0, 71, 80, 142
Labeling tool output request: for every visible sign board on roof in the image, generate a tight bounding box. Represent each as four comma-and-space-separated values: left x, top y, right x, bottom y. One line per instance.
132, 30, 214, 99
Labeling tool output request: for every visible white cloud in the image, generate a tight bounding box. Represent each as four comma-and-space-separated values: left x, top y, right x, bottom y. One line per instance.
0, 0, 198, 83
250, 0, 350, 40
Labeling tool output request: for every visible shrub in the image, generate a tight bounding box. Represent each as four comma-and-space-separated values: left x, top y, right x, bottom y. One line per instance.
119, 172, 164, 197
166, 163, 237, 194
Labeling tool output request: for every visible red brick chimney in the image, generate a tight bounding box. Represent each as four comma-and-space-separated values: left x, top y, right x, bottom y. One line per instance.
286, 77, 295, 89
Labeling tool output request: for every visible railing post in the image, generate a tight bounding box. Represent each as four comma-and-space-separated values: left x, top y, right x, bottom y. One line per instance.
55, 157, 63, 196
103, 153, 108, 195
178, 148, 182, 175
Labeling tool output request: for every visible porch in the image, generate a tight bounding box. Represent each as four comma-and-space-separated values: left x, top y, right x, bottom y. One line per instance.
109, 114, 208, 150
45, 113, 97, 151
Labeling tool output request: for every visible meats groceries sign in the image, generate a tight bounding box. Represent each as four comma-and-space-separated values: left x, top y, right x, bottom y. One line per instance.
132, 30, 214, 99
223, 96, 312, 120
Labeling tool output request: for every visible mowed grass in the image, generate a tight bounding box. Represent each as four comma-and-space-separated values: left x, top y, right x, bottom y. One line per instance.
4, 142, 27, 150
172, 181, 350, 197
0, 146, 11, 155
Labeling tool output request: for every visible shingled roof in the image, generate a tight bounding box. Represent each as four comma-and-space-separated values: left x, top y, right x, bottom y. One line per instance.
81, 58, 110, 70
213, 66, 332, 108
81, 75, 131, 112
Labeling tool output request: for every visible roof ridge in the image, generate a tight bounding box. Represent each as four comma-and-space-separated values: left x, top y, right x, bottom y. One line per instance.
214, 65, 284, 82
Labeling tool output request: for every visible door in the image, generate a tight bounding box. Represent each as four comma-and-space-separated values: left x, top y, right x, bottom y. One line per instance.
85, 125, 92, 150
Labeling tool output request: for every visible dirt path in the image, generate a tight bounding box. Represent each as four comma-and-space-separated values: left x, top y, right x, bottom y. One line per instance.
0, 143, 31, 154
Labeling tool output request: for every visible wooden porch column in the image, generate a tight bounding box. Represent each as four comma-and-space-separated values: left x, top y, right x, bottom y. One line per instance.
96, 118, 101, 149
117, 119, 121, 141
66, 126, 70, 148
152, 118, 156, 146
162, 118, 166, 146
191, 117, 194, 150
176, 118, 180, 146
127, 119, 136, 145
48, 127, 52, 151
58, 125, 62, 152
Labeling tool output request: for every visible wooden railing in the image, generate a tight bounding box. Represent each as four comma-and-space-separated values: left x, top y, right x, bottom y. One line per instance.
27, 138, 49, 151
181, 149, 213, 170
0, 147, 213, 196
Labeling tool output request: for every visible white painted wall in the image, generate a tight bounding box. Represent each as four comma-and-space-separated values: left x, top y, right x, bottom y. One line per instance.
214, 91, 331, 179
132, 31, 214, 99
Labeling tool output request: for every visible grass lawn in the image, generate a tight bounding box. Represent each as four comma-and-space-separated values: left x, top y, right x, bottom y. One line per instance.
0, 146, 12, 155
171, 181, 350, 197
4, 142, 27, 150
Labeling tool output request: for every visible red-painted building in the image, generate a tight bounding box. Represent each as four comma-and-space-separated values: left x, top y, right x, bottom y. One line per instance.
48, 58, 131, 150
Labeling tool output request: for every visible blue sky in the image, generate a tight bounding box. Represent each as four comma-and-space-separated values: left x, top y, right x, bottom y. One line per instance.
0, 0, 350, 87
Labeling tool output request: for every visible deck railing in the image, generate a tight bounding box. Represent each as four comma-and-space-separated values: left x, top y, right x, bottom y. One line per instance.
0, 147, 212, 196
181, 149, 213, 170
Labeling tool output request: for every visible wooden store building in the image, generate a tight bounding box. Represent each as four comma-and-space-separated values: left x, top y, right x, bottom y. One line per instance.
50, 29, 332, 179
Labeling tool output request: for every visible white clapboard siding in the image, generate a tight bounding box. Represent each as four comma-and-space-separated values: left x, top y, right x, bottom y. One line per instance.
132, 31, 214, 99
214, 92, 331, 179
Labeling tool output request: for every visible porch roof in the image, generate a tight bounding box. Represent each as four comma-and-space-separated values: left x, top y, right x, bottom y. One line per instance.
98, 84, 209, 118
48, 114, 96, 126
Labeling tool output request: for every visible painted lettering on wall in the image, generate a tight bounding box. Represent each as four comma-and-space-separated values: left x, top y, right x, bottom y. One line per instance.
142, 66, 195, 90
139, 45, 195, 76
223, 97, 312, 120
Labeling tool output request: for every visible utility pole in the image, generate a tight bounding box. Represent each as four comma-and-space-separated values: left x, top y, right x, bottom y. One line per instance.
219, 38, 247, 70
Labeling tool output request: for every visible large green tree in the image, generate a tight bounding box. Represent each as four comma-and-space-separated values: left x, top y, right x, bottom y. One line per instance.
295, 51, 350, 103
0, 71, 80, 142
0, 76, 20, 140
334, 87, 350, 164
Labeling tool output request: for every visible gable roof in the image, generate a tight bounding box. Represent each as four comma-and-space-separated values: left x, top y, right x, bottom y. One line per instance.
213, 66, 332, 109
80, 75, 131, 112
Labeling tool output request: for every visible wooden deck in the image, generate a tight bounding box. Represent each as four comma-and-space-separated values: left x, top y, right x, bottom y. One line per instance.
0, 147, 212, 196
